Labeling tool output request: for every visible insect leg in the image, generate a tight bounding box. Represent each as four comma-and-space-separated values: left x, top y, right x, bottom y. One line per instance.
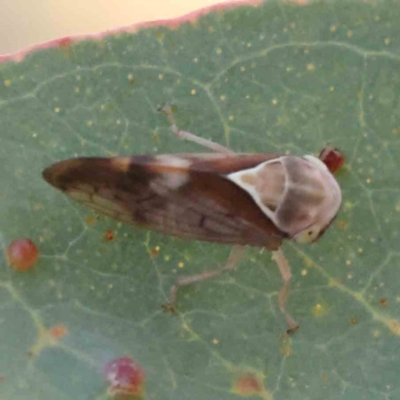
161, 106, 235, 155
271, 248, 299, 334
163, 245, 245, 313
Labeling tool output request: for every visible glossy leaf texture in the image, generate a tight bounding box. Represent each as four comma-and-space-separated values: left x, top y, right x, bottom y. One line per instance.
1, 1, 400, 399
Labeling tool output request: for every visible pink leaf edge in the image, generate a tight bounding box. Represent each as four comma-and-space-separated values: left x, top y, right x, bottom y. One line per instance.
0, 0, 263, 63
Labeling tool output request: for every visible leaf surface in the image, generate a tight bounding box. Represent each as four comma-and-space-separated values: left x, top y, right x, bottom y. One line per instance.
1, 1, 400, 399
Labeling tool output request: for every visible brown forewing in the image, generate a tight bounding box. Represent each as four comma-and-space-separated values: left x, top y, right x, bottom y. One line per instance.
43, 153, 286, 250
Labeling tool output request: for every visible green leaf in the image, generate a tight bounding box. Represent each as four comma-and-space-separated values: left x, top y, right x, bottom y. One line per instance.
1, 1, 400, 399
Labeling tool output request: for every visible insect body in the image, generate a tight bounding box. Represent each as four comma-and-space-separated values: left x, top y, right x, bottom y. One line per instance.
43, 109, 342, 332
43, 153, 341, 249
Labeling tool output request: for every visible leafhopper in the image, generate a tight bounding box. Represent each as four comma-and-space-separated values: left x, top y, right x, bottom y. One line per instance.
43, 108, 342, 332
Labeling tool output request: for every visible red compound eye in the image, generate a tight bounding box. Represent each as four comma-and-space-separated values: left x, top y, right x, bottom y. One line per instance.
319, 146, 345, 174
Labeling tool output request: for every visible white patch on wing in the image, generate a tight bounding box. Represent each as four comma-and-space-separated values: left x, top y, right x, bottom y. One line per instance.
155, 155, 191, 169
161, 171, 189, 189
154, 155, 191, 190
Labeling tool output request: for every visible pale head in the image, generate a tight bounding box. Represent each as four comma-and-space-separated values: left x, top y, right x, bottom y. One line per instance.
227, 155, 342, 243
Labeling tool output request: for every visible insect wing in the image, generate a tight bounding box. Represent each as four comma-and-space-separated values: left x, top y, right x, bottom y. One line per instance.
43, 154, 285, 250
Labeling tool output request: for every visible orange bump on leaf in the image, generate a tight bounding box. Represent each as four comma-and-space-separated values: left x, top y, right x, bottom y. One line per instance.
233, 374, 263, 397
104, 230, 116, 242
49, 324, 68, 340
379, 297, 388, 307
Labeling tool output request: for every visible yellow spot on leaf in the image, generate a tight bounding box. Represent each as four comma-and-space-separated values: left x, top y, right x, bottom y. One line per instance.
4, 79, 11, 87
215, 48, 222, 55
312, 302, 328, 318
190, 89, 197, 95
330, 25, 337, 32
54, 107, 61, 113
303, 256, 313, 267
344, 201, 355, 210
280, 333, 293, 357
212, 338, 219, 345
336, 220, 348, 230
29, 323, 69, 357
301, 269, 308, 276
85, 215, 97, 226
350, 317, 358, 325
178, 262, 184, 268
158, 74, 164, 80
384, 38, 390, 45
149, 246, 160, 258
127, 73, 135, 83
306, 63, 315, 71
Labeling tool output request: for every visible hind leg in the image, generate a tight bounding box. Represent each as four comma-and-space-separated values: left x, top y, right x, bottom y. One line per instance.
162, 245, 245, 312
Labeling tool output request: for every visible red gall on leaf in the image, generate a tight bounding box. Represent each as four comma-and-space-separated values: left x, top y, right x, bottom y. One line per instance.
7, 239, 39, 271
104, 356, 145, 398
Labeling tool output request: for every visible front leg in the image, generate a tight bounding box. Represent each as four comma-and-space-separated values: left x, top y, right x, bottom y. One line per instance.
161, 106, 235, 155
